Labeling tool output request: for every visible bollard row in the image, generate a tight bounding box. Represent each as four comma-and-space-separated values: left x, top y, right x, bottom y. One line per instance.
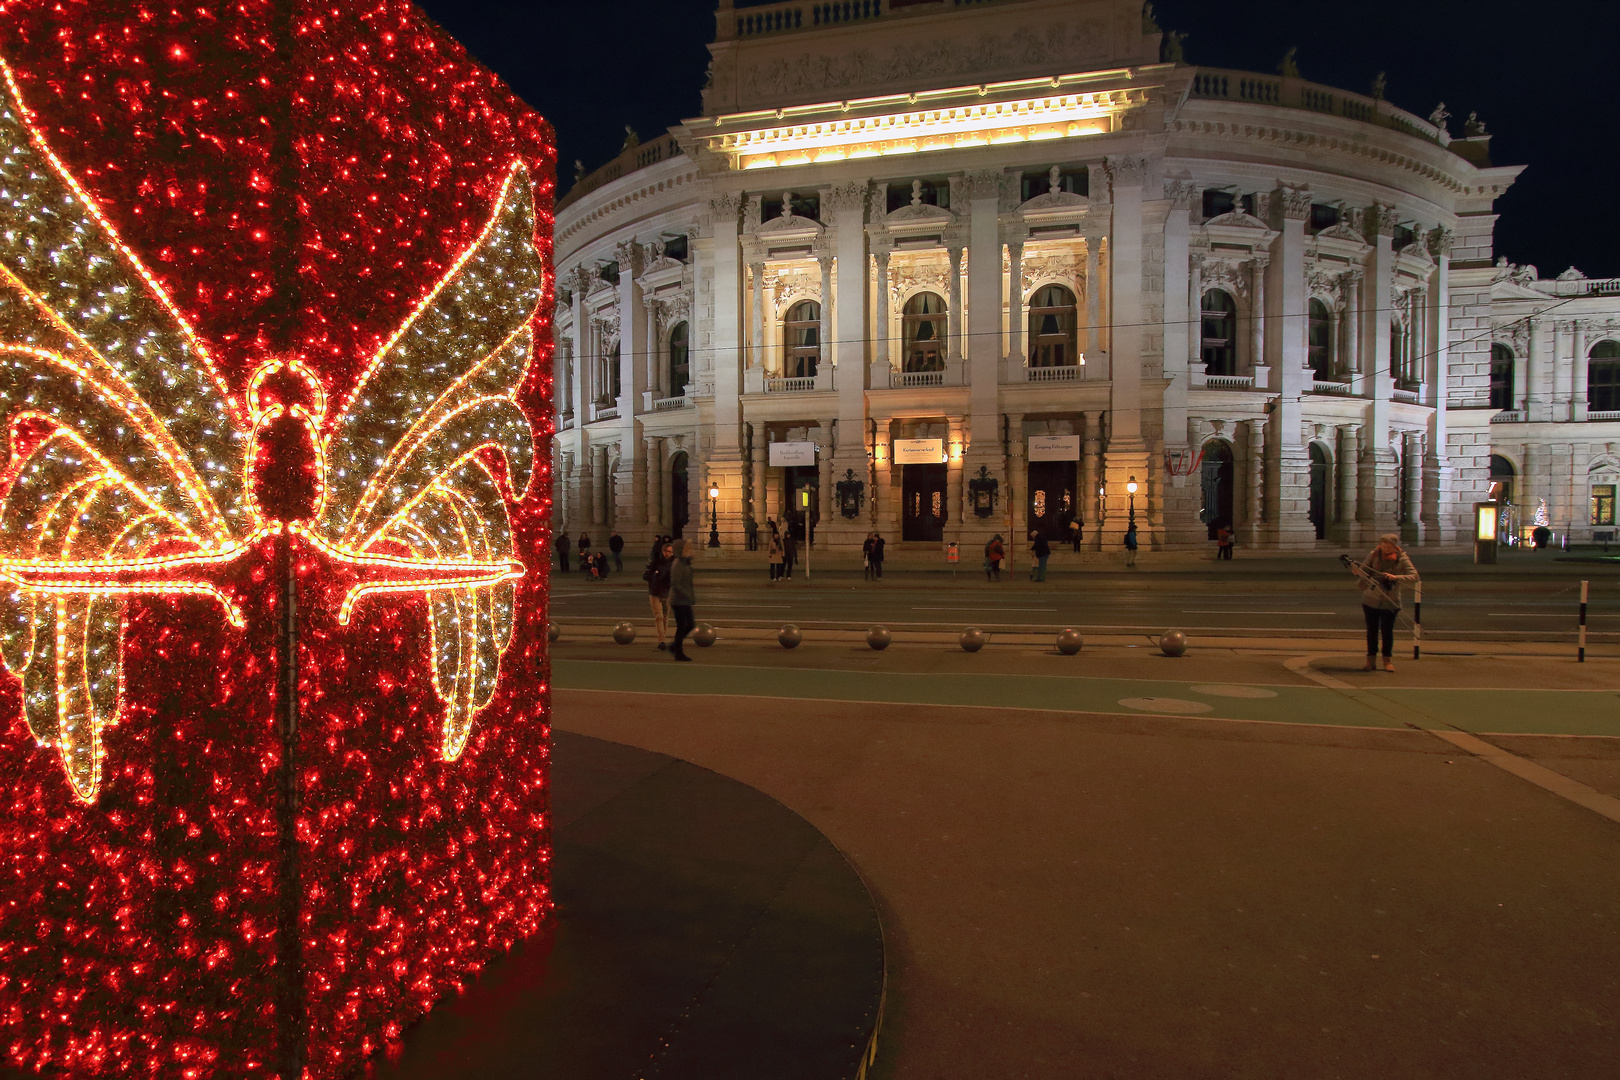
547, 623, 1192, 655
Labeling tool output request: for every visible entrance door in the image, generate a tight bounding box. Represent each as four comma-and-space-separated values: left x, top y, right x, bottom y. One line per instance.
1026, 460, 1076, 542
670, 452, 689, 539
1200, 442, 1235, 539
901, 463, 948, 541
1308, 443, 1329, 540
782, 464, 819, 543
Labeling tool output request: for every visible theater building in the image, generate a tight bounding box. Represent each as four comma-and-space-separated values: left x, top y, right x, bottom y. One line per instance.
551, 0, 1611, 558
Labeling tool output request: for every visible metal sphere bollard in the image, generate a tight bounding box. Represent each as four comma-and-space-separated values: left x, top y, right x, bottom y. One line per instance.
612, 621, 636, 645
1158, 629, 1188, 657
959, 626, 988, 653
866, 625, 892, 651
693, 622, 718, 648
548, 622, 560, 643
778, 623, 803, 649
1056, 628, 1084, 655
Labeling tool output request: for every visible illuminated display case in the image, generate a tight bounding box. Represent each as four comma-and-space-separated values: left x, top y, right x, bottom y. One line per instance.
0, 3, 555, 1075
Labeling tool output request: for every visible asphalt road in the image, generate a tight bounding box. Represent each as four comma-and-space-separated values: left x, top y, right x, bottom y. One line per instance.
549, 558, 1620, 640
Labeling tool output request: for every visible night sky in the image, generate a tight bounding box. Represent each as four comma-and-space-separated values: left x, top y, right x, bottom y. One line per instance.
414, 0, 1620, 277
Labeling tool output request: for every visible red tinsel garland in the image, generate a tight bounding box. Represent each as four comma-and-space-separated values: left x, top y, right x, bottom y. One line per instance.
0, 2, 555, 1075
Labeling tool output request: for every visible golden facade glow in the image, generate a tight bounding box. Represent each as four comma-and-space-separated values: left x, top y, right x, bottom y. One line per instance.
0, 62, 543, 799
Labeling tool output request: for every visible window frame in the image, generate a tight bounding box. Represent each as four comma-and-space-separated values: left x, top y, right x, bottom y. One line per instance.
1027, 284, 1079, 369
667, 321, 689, 397
783, 300, 821, 379
1200, 288, 1238, 376
1592, 484, 1616, 527
901, 291, 948, 373
1589, 340, 1620, 412
1307, 298, 1334, 378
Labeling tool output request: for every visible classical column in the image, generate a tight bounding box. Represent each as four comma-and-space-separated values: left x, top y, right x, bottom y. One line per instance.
645, 436, 663, 528
1187, 256, 1203, 369
1403, 431, 1424, 543
948, 419, 966, 542
817, 254, 833, 375
818, 417, 836, 529
1343, 271, 1362, 377
1084, 239, 1101, 357
750, 425, 766, 531
1249, 258, 1265, 380
872, 249, 892, 382
872, 419, 892, 535
1338, 424, 1360, 538
749, 260, 765, 374
1079, 411, 1099, 548
1244, 418, 1265, 546
946, 244, 964, 364
591, 444, 609, 528
1008, 411, 1028, 543
556, 449, 572, 531
1007, 239, 1025, 364
1572, 320, 1590, 421
645, 297, 661, 399
569, 266, 592, 420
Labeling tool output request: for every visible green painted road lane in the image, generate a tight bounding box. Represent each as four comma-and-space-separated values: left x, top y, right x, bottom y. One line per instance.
551, 659, 1620, 736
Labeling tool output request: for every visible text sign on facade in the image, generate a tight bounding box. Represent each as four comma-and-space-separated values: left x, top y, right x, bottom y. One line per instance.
1028, 435, 1081, 462
769, 441, 817, 467
893, 438, 946, 465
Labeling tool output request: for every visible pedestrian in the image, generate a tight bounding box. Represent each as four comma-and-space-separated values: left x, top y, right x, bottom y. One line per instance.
782, 528, 798, 580
669, 539, 697, 661
591, 550, 609, 581
554, 530, 570, 573
767, 520, 783, 581
1029, 530, 1050, 582
1358, 533, 1419, 672
984, 534, 1004, 582
1216, 522, 1234, 561
862, 532, 875, 581
745, 516, 759, 551
578, 531, 592, 575
1068, 519, 1083, 553
645, 541, 673, 651
608, 529, 624, 572
870, 531, 885, 579
1124, 524, 1138, 567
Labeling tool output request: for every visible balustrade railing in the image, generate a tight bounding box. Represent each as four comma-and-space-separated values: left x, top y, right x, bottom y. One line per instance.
1490, 409, 1524, 424
592, 405, 619, 422
765, 376, 818, 393
558, 133, 684, 213
1309, 379, 1352, 395
1187, 68, 1446, 145
652, 394, 689, 412
1588, 410, 1620, 422
892, 370, 945, 388
1392, 388, 1420, 404
1204, 374, 1256, 390
1025, 365, 1080, 383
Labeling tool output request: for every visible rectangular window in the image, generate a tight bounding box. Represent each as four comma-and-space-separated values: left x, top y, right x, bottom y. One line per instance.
661, 234, 688, 262
1593, 484, 1616, 526
1202, 189, 1235, 219
1308, 203, 1339, 234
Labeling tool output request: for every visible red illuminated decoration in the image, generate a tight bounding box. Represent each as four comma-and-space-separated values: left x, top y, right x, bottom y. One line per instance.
0, 3, 555, 1076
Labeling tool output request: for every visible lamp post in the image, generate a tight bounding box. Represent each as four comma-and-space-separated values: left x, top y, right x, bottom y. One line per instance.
1126, 475, 1138, 529
707, 484, 721, 548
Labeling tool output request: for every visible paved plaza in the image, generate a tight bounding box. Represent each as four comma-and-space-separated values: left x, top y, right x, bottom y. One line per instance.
550, 563, 1620, 1079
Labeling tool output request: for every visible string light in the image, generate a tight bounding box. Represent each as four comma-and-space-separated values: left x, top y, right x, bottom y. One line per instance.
0, 3, 555, 1076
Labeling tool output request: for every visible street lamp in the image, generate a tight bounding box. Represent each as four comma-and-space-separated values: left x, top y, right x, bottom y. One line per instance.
1126, 475, 1138, 529
707, 484, 721, 548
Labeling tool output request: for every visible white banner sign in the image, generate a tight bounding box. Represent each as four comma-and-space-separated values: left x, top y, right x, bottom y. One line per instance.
893, 438, 946, 465
1028, 435, 1081, 462
768, 441, 817, 467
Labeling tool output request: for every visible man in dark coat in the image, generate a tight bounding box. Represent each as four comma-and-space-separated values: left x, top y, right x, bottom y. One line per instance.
608, 529, 624, 572
870, 531, 886, 579
554, 530, 570, 572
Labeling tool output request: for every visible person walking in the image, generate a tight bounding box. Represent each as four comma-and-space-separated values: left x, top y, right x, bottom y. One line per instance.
669, 539, 697, 661
608, 529, 624, 572
767, 521, 783, 582
1358, 533, 1419, 672
782, 528, 798, 580
577, 532, 592, 575
1029, 530, 1050, 582
984, 534, 1004, 581
870, 531, 885, 579
862, 533, 875, 581
744, 516, 759, 551
1068, 519, 1083, 553
1124, 524, 1139, 567
1216, 522, 1234, 561
645, 541, 673, 651
554, 530, 570, 573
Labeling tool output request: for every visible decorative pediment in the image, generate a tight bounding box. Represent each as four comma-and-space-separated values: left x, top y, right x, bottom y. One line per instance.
1315, 221, 1370, 246
1204, 207, 1270, 231
885, 201, 955, 225
756, 212, 824, 238
1020, 190, 1089, 213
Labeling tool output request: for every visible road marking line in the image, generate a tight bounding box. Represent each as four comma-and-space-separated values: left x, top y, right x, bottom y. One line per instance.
1284, 654, 1620, 826
1183, 610, 1338, 615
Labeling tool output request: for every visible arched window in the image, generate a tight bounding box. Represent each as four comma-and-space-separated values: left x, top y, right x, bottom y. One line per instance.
597, 343, 621, 405
1490, 343, 1515, 411
1307, 299, 1333, 378
1200, 289, 1237, 376
902, 292, 947, 372
1489, 454, 1515, 504
783, 300, 821, 378
667, 321, 689, 397
1589, 340, 1620, 413
1027, 285, 1078, 368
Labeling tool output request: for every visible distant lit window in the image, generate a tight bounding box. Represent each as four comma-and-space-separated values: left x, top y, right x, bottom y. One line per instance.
1592, 484, 1616, 526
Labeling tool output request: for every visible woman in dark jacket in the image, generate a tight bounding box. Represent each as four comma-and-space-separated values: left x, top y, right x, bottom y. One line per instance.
646, 541, 673, 650
668, 540, 697, 660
